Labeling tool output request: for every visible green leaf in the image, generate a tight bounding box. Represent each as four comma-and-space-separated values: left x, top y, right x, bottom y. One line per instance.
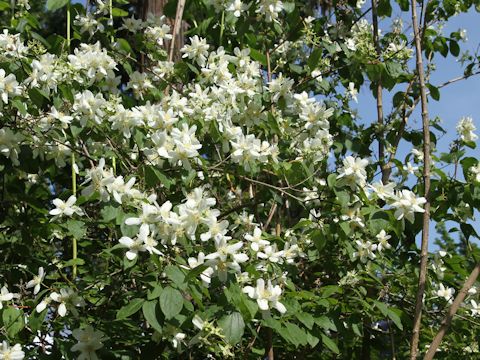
66, 219, 86, 240
46, 0, 69, 11
218, 312, 245, 344
309, 229, 326, 251
387, 308, 403, 330
3, 307, 25, 338
0, 1, 10, 11
111, 7, 129, 17
12, 100, 27, 116
309, 49, 323, 70
427, 84, 440, 101
449, 40, 460, 57
142, 300, 163, 333
283, 2, 295, 13
249, 48, 267, 66
296, 312, 315, 330
321, 334, 339, 354
116, 298, 145, 320
159, 286, 183, 319
144, 165, 173, 190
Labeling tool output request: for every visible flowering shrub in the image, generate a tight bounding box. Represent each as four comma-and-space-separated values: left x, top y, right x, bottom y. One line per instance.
0, 0, 480, 358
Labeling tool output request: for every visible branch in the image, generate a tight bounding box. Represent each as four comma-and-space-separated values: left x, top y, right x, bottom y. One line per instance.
424, 263, 480, 360
371, 0, 386, 184
409, 0, 432, 357
168, 0, 186, 62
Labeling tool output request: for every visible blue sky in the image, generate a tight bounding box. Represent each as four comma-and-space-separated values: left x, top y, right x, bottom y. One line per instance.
355, 7, 480, 249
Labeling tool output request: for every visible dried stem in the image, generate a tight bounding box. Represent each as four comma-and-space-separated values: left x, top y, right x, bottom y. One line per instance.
371, 0, 386, 183
424, 263, 480, 359
168, 0, 186, 62
409, 0, 432, 357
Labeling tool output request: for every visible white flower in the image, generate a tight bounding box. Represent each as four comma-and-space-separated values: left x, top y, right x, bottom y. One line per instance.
0, 69, 22, 104
347, 82, 358, 102
470, 163, 480, 183
0, 341, 24, 360
49, 288, 84, 317
257, 244, 284, 263
171, 332, 186, 349
352, 240, 377, 263
226, 0, 248, 17
181, 36, 210, 66
71, 326, 105, 360
244, 227, 270, 251
187, 252, 214, 286
376, 230, 392, 252
119, 231, 147, 261
337, 156, 369, 189
26, 267, 45, 295
192, 315, 205, 330
205, 238, 249, 282
256, 0, 284, 22
390, 190, 426, 223
457, 116, 477, 142
49, 195, 84, 217
404, 162, 418, 175
436, 283, 455, 302
368, 181, 396, 200
0, 127, 22, 165
471, 300, 480, 316
0, 286, 19, 309
242, 278, 286, 314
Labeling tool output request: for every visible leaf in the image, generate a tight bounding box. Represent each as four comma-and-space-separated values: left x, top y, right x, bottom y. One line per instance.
449, 40, 460, 57
159, 286, 183, 319
111, 7, 129, 17
321, 334, 339, 354
387, 309, 403, 330
12, 100, 27, 116
218, 312, 245, 344
296, 312, 315, 330
46, 0, 69, 11
66, 219, 86, 240
3, 307, 25, 338
309, 229, 326, 251
144, 165, 173, 190
116, 298, 145, 320
0, 1, 10, 11
249, 48, 267, 66
427, 83, 440, 101
142, 300, 163, 333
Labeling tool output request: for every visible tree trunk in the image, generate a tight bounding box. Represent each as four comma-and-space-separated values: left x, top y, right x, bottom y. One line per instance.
138, 0, 186, 61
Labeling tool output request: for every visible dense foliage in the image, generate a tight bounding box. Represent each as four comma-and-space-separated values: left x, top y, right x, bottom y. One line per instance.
0, 0, 480, 358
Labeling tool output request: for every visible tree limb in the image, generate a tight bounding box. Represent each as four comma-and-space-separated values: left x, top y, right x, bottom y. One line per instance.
409, 0, 432, 357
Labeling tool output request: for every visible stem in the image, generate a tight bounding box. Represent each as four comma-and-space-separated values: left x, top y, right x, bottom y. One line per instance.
66, 0, 71, 50
109, 0, 114, 43
424, 263, 480, 359
71, 152, 77, 279
219, 11, 225, 46
168, 0, 186, 62
371, 0, 386, 183
409, 0, 432, 356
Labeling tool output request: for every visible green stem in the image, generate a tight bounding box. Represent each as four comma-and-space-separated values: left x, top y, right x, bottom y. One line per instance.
112, 156, 116, 175
66, 0, 71, 50
219, 11, 225, 46
71, 152, 77, 279
109, 0, 114, 43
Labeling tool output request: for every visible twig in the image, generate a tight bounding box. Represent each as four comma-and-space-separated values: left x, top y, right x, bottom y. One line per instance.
424, 263, 480, 360
168, 0, 186, 62
371, 0, 386, 183
409, 0, 432, 357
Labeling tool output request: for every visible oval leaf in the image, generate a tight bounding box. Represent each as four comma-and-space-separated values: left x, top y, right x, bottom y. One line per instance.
159, 286, 183, 320
116, 298, 144, 320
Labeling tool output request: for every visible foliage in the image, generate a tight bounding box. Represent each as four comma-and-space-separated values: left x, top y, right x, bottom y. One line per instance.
0, 0, 480, 358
